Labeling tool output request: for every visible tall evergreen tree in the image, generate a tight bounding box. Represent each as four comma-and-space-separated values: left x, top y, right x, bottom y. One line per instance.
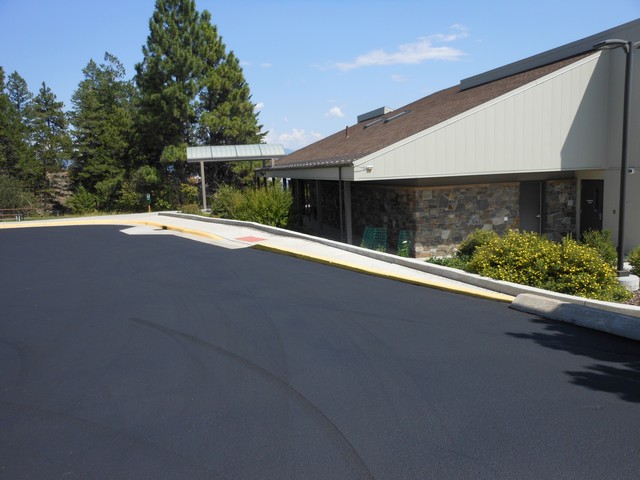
135, 0, 204, 166
197, 49, 262, 145
197, 43, 264, 188
0, 68, 31, 179
135, 0, 264, 201
69, 53, 135, 209
26, 82, 71, 200
7, 71, 33, 120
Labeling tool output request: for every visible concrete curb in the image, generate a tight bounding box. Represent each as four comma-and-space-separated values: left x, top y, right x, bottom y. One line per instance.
161, 213, 640, 314
511, 293, 640, 341
252, 243, 514, 303
7, 212, 639, 340
162, 213, 640, 341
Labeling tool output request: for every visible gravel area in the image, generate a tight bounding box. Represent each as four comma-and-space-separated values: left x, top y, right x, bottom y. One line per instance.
626, 290, 640, 306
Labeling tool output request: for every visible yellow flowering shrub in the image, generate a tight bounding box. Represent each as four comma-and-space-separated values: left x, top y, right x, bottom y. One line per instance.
468, 230, 631, 302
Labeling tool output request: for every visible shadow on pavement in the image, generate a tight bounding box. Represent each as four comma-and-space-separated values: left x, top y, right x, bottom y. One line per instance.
507, 318, 640, 403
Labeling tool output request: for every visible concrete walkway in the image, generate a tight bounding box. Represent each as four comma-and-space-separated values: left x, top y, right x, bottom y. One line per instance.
2, 211, 640, 341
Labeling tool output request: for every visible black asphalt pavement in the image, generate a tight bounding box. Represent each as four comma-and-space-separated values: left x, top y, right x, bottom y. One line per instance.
1, 225, 640, 479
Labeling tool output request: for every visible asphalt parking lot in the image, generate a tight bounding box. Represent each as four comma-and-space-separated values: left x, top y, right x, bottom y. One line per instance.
1, 225, 639, 479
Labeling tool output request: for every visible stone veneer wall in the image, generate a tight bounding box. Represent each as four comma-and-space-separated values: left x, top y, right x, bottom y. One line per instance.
320, 179, 576, 258
349, 182, 519, 257
412, 183, 519, 257
318, 181, 341, 229
544, 179, 577, 241
350, 184, 416, 252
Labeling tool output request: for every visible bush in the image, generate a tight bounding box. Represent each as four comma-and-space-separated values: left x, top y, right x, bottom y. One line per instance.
67, 186, 97, 214
581, 229, 617, 267
457, 229, 499, 259
180, 203, 203, 215
426, 229, 498, 271
116, 180, 144, 212
628, 245, 640, 276
211, 184, 293, 228
426, 256, 472, 271
211, 184, 245, 218
468, 230, 630, 302
242, 185, 293, 227
0, 175, 36, 209
180, 182, 199, 205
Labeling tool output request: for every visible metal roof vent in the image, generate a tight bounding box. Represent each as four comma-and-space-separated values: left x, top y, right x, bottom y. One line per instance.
357, 106, 394, 124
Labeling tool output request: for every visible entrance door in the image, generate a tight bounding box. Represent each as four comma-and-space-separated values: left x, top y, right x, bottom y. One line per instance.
519, 181, 543, 233
580, 180, 603, 237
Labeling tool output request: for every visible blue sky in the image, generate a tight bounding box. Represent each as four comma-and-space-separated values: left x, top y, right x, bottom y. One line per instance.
1, 0, 639, 151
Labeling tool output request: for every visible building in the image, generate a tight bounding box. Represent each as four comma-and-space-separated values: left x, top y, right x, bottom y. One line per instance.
265, 19, 640, 258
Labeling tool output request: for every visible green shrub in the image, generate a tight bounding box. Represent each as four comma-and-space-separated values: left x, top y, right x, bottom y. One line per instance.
67, 186, 97, 214
628, 245, 640, 276
211, 184, 245, 218
457, 229, 499, 259
397, 242, 411, 257
0, 175, 37, 209
116, 180, 144, 212
468, 230, 630, 302
211, 184, 293, 228
424, 229, 498, 271
180, 182, 200, 205
242, 185, 293, 227
426, 256, 472, 271
180, 203, 203, 215
581, 229, 617, 267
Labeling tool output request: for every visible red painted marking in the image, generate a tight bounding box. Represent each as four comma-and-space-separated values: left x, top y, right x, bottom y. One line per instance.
236, 236, 266, 243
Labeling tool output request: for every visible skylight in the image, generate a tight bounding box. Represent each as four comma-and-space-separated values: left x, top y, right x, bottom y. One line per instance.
384, 110, 410, 123
363, 117, 385, 129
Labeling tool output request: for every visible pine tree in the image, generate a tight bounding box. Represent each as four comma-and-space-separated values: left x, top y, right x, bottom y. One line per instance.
135, 0, 204, 165
135, 0, 264, 203
69, 53, 135, 210
27, 82, 71, 206
0, 68, 31, 179
7, 72, 33, 123
197, 50, 263, 145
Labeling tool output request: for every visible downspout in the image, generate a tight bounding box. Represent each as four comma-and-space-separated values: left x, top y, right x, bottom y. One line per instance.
339, 166, 344, 242
199, 161, 207, 211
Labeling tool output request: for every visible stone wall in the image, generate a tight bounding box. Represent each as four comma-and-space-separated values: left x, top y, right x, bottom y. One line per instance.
350, 184, 415, 252
348, 182, 520, 257
306, 178, 577, 258
318, 181, 341, 229
544, 179, 577, 241
413, 183, 519, 257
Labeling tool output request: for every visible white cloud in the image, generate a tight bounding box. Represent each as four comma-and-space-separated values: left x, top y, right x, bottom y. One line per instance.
260, 62, 273, 68
391, 74, 408, 82
331, 24, 468, 71
429, 24, 469, 42
265, 128, 323, 150
325, 106, 345, 118
254, 102, 264, 112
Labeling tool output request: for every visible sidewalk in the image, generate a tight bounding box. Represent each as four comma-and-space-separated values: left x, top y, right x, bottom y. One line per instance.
3, 211, 640, 341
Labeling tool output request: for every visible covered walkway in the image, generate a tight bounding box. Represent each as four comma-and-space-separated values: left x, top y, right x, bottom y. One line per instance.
186, 144, 286, 210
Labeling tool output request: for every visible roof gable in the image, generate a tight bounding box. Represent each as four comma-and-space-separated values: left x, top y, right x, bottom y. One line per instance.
273, 53, 592, 170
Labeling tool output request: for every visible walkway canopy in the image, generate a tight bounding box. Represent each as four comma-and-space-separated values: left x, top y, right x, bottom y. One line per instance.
186, 144, 286, 210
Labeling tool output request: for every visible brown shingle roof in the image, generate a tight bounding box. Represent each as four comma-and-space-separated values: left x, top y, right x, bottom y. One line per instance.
272, 52, 594, 170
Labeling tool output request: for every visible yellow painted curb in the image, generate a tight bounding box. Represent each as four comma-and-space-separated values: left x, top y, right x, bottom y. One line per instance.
0, 219, 224, 242
143, 222, 224, 242
252, 243, 514, 303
